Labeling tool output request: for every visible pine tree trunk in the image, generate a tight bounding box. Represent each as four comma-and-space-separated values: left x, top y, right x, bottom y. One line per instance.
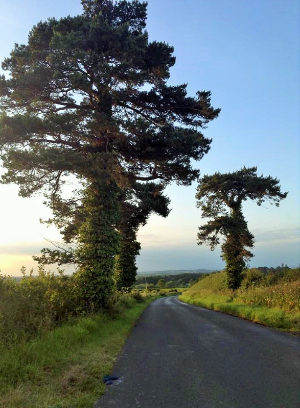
114, 226, 141, 291
223, 206, 245, 290
75, 179, 121, 310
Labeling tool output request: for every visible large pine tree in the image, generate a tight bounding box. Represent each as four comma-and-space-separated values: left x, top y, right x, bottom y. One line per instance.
0, 0, 220, 308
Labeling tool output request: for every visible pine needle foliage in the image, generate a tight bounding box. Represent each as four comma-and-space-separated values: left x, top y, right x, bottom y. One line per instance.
0, 0, 220, 307
196, 167, 288, 289
115, 182, 170, 290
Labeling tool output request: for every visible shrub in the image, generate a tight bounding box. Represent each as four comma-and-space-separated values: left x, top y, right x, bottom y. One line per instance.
281, 268, 300, 283
0, 267, 79, 348
130, 291, 145, 303
241, 268, 264, 289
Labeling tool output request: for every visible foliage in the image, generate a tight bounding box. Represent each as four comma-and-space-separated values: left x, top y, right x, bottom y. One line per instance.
0, 268, 78, 347
196, 167, 288, 289
0, 0, 220, 306
238, 281, 300, 312
157, 278, 166, 289
0, 266, 157, 353
115, 182, 170, 290
179, 267, 300, 331
75, 180, 121, 310
135, 272, 210, 288
130, 290, 145, 303
241, 268, 264, 289
0, 296, 154, 408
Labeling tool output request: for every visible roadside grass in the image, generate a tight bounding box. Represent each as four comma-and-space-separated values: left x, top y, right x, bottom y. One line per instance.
179, 269, 300, 332
0, 297, 154, 408
133, 287, 186, 296
156, 288, 185, 296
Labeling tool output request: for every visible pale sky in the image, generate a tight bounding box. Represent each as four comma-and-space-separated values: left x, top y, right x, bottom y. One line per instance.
0, 0, 299, 275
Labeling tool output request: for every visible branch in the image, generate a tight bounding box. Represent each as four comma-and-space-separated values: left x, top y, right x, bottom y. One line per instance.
120, 102, 164, 128
52, 170, 63, 207
33, 138, 81, 150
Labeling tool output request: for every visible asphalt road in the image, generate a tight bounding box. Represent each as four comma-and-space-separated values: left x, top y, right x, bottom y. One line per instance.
95, 296, 300, 408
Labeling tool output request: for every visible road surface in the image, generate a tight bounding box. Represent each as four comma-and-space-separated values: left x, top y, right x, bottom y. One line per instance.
95, 296, 300, 408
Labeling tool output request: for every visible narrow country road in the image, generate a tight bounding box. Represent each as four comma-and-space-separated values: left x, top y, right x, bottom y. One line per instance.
95, 296, 300, 408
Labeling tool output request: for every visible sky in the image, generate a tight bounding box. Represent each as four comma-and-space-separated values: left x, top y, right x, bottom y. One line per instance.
0, 0, 299, 275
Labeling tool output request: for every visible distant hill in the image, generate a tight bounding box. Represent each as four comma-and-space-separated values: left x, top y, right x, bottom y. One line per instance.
10, 276, 23, 282
137, 269, 215, 277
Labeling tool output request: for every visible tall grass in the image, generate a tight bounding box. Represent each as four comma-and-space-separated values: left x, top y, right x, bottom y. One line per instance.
238, 280, 300, 311
0, 267, 79, 348
0, 267, 156, 351
0, 297, 153, 408
179, 268, 300, 331
0, 265, 160, 406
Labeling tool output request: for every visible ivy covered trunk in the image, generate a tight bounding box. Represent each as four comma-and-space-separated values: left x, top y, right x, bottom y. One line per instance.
75, 179, 121, 310
0, 0, 220, 306
114, 227, 141, 291
222, 237, 245, 290
222, 207, 251, 290
196, 167, 287, 290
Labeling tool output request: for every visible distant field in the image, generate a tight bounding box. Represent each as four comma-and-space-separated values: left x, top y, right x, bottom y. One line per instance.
134, 271, 217, 290
179, 268, 300, 332
10, 276, 23, 282
137, 269, 215, 276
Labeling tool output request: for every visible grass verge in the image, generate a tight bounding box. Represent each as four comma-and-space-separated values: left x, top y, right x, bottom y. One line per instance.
0, 298, 154, 408
179, 270, 300, 333
179, 294, 300, 332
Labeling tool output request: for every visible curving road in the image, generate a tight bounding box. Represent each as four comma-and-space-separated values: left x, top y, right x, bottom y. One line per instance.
95, 296, 300, 408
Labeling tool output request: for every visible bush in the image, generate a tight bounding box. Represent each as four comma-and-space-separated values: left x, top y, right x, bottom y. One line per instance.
260, 267, 300, 287
106, 291, 148, 318
241, 268, 264, 289
130, 291, 145, 303
281, 268, 300, 283
0, 267, 79, 348
107, 293, 136, 317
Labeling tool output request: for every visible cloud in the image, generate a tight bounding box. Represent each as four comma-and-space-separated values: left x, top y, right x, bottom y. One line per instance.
137, 234, 169, 246
0, 242, 55, 256
253, 227, 300, 246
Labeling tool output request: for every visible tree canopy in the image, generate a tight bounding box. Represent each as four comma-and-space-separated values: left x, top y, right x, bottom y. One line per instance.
0, 0, 220, 194
196, 167, 288, 289
0, 0, 220, 308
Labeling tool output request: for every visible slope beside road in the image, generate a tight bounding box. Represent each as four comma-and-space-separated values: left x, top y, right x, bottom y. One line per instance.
95, 296, 300, 408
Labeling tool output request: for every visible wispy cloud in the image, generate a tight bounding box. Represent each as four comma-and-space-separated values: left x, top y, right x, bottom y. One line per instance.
0, 242, 49, 256
253, 227, 300, 246
138, 233, 166, 243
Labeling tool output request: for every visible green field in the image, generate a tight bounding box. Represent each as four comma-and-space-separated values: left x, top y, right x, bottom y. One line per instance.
179, 268, 300, 332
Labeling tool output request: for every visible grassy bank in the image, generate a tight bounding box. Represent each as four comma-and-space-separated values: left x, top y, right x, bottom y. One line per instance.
0, 296, 154, 408
179, 269, 300, 332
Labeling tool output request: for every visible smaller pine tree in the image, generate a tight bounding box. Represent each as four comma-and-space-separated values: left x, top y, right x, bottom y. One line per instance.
196, 167, 287, 289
